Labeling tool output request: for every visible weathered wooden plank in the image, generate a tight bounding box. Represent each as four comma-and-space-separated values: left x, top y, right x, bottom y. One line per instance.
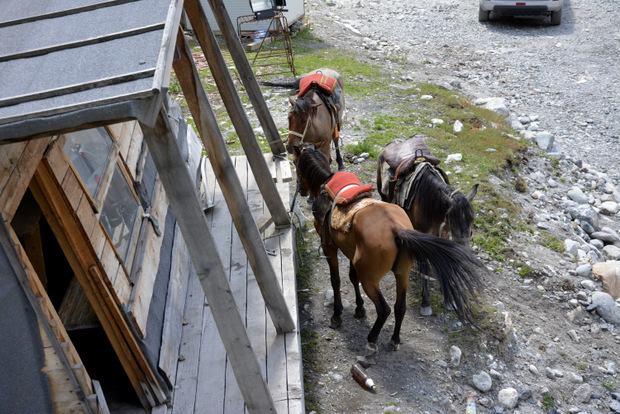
264, 232, 289, 407
90, 223, 108, 258
158, 224, 191, 386
169, 154, 218, 414
168, 266, 203, 414
100, 241, 121, 287
223, 156, 250, 414
61, 167, 83, 211
0, 141, 27, 192
128, 179, 168, 338
92, 380, 111, 414
44, 138, 70, 187
107, 122, 131, 162
194, 158, 233, 413
125, 121, 144, 178
0, 138, 51, 221
75, 195, 98, 243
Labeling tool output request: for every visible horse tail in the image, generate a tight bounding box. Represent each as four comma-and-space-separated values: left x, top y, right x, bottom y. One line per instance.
259, 79, 301, 90
395, 230, 486, 324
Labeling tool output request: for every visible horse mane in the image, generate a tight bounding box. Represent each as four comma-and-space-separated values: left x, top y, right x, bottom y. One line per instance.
415, 167, 453, 216
297, 143, 333, 193
449, 192, 475, 229
292, 93, 316, 115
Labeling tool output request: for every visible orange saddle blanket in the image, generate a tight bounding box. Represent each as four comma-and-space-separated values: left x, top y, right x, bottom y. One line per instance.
298, 73, 338, 97
325, 172, 374, 205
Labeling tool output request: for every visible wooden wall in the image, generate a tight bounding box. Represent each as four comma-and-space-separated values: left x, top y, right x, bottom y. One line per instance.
0, 112, 193, 410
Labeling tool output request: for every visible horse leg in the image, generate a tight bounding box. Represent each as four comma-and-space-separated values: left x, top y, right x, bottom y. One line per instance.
333, 137, 346, 171
389, 272, 409, 351
420, 278, 433, 316
360, 278, 391, 354
348, 263, 366, 319
324, 247, 343, 329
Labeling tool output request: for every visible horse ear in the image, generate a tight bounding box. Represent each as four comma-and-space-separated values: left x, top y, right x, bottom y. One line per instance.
289, 96, 296, 106
292, 144, 302, 158
467, 184, 479, 202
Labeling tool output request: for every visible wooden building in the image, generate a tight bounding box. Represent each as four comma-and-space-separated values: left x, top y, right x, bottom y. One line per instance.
0, 0, 302, 413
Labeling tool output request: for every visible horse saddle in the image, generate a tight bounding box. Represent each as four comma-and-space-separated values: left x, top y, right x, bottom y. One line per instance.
380, 137, 441, 180
379, 138, 448, 206
298, 73, 343, 135
325, 172, 374, 205
298, 73, 338, 97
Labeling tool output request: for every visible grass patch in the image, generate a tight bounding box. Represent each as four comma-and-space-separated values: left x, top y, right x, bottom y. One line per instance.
541, 392, 555, 411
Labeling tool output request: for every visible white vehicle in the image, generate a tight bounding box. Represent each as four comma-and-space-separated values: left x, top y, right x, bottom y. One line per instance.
479, 0, 564, 25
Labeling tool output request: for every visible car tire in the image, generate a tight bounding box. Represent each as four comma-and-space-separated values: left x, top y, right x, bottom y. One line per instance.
479, 7, 490, 22
550, 8, 562, 25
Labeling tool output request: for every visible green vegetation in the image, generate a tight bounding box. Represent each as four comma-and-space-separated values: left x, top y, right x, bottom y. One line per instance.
541, 392, 555, 410
601, 378, 617, 392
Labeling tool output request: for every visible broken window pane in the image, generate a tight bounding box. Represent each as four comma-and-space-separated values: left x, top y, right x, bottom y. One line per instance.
63, 127, 113, 197
99, 165, 139, 262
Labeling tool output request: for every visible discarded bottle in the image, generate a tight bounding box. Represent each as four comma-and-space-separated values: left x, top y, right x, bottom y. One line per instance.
351, 362, 377, 392
465, 394, 476, 414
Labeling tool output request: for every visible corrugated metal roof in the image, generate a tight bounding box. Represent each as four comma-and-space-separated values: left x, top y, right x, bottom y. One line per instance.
0, 0, 183, 142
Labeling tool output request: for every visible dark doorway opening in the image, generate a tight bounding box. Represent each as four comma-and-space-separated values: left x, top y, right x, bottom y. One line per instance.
12, 187, 142, 412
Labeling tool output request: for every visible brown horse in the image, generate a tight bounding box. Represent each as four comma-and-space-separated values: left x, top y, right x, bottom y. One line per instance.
262, 68, 346, 172
294, 143, 485, 357
377, 137, 479, 316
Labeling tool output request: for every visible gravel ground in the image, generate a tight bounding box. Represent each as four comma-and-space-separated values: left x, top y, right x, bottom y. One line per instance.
279, 1, 620, 414
307, 0, 620, 173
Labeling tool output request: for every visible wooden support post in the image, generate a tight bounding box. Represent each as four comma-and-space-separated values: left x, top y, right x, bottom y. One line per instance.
141, 109, 277, 413
184, 0, 290, 228
205, 0, 287, 156
172, 29, 295, 334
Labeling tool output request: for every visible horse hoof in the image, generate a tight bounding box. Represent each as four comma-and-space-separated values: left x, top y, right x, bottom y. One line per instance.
420, 306, 433, 316
354, 307, 366, 319
329, 316, 342, 329
444, 302, 456, 311
388, 341, 399, 351
365, 342, 378, 358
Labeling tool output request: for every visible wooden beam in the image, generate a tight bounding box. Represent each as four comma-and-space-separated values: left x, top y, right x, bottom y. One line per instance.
205, 0, 287, 156
184, 0, 290, 228
172, 29, 295, 333
140, 108, 278, 413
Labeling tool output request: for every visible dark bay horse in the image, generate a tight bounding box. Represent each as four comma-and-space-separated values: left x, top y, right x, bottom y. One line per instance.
294, 143, 485, 358
262, 68, 346, 172
377, 137, 479, 316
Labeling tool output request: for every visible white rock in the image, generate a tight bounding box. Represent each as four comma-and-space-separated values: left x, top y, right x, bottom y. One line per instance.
603, 245, 620, 260
446, 153, 462, 163
592, 261, 620, 299
599, 201, 620, 215
453, 120, 464, 132
475, 97, 510, 118
472, 371, 493, 392
449, 346, 462, 367
498, 388, 519, 409
590, 292, 620, 324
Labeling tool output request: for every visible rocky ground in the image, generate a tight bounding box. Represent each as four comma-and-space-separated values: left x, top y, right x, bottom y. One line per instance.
262, 1, 620, 413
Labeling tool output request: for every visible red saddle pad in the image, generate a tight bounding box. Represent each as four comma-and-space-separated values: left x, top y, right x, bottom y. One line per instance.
325, 172, 374, 205
298, 73, 338, 97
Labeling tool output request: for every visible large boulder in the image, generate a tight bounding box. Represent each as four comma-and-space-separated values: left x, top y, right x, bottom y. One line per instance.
592, 261, 620, 299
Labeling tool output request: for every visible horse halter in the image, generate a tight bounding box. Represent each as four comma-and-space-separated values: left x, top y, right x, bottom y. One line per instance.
439, 187, 473, 244
288, 112, 312, 143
